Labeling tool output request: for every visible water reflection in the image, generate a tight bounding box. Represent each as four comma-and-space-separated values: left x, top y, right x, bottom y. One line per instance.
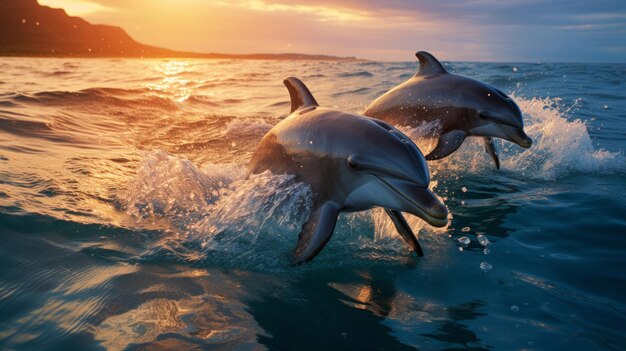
420, 301, 489, 350
92, 267, 262, 350
147, 61, 192, 103
247, 270, 415, 350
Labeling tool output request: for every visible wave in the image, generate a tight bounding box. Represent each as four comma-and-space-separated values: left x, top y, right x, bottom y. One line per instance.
8, 88, 178, 111
5, 87, 220, 111
303, 74, 327, 78
222, 118, 273, 137
338, 71, 374, 78
332, 87, 371, 97
386, 64, 413, 71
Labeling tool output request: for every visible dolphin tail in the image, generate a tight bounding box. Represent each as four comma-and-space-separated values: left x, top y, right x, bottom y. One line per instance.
425, 130, 467, 160
385, 209, 424, 257
284, 77, 319, 113
483, 137, 500, 169
292, 202, 340, 265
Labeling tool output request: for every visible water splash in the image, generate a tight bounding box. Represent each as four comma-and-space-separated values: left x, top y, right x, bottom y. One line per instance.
503, 95, 625, 179
120, 151, 241, 225
119, 151, 313, 270
118, 151, 451, 270
398, 96, 625, 180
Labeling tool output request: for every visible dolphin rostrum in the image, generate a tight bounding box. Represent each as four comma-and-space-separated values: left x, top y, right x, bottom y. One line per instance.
364, 51, 532, 169
249, 77, 448, 264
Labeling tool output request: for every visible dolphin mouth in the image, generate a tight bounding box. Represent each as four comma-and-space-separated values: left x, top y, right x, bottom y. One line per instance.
495, 123, 532, 148
377, 177, 448, 227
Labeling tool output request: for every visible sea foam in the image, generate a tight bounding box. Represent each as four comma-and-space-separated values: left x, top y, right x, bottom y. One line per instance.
399, 95, 625, 180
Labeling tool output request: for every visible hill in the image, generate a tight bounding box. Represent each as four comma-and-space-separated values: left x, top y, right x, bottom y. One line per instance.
0, 0, 356, 60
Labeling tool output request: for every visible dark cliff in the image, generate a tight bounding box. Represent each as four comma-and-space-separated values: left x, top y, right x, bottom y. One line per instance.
0, 0, 177, 56
0, 0, 356, 60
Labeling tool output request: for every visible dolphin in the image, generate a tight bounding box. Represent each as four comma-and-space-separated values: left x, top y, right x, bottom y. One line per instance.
363, 51, 532, 169
249, 77, 448, 264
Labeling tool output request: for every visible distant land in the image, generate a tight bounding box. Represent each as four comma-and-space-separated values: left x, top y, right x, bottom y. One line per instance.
0, 0, 356, 60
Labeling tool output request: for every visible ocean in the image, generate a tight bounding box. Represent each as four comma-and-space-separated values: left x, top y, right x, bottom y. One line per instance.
0, 57, 625, 350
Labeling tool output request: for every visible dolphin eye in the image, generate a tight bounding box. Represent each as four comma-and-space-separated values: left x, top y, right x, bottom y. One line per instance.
346, 156, 360, 170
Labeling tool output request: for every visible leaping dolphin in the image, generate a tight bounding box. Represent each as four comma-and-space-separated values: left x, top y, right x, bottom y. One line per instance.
363, 51, 532, 169
249, 77, 448, 264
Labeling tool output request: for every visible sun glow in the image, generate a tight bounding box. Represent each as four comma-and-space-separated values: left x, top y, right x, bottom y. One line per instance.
147, 61, 192, 103
38, 0, 112, 16
219, 0, 370, 22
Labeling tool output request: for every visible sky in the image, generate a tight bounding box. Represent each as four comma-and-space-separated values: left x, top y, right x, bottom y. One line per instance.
38, 0, 626, 62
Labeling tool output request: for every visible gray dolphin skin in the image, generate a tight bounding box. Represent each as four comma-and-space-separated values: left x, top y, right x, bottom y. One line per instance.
249, 77, 448, 264
363, 51, 532, 169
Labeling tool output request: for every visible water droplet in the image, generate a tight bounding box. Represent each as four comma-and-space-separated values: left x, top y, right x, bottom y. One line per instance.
483, 248, 490, 255
459, 247, 464, 252
511, 305, 520, 312
512, 67, 518, 72
309, 140, 313, 144
461, 186, 468, 193
603, 104, 609, 109
477, 234, 490, 246
461, 200, 465, 205
458, 236, 470, 245
461, 226, 470, 232
480, 262, 492, 272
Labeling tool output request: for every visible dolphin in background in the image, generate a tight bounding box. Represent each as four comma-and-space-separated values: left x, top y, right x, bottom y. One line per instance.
249, 77, 448, 265
363, 51, 532, 169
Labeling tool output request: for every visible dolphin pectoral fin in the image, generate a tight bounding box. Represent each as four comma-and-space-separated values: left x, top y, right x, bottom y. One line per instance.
385, 209, 424, 257
292, 202, 340, 265
425, 130, 467, 160
483, 137, 500, 169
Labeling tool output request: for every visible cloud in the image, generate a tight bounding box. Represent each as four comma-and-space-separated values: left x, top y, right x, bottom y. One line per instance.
41, 0, 626, 62
38, 0, 114, 16
217, 0, 371, 22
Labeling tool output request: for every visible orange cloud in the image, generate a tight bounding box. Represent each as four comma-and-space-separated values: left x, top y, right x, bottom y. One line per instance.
38, 0, 113, 16
217, 0, 370, 22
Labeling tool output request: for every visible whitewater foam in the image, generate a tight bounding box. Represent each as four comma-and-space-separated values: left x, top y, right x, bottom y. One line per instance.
504, 95, 625, 179
119, 151, 312, 269
222, 118, 273, 137
398, 95, 625, 180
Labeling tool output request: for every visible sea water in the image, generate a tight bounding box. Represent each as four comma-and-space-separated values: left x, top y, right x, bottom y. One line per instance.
0, 58, 625, 350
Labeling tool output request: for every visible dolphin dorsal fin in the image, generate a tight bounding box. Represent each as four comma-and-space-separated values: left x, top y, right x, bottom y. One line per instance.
415, 51, 447, 76
284, 77, 319, 113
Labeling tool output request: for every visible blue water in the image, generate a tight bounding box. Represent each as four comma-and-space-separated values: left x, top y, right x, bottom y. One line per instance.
0, 58, 625, 350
